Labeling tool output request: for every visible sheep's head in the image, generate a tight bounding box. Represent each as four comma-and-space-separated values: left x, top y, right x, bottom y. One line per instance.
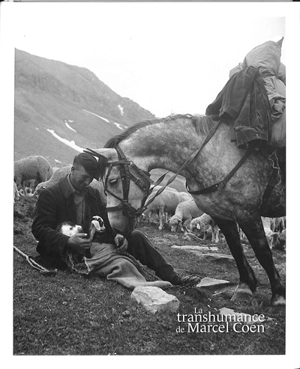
169, 215, 182, 233
189, 219, 199, 232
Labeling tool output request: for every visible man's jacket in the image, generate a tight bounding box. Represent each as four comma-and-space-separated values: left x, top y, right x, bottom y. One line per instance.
32, 175, 115, 268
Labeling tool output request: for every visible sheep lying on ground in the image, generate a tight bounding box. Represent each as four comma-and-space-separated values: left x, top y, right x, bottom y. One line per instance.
14, 155, 53, 195
34, 165, 106, 204
189, 213, 220, 243
169, 199, 203, 232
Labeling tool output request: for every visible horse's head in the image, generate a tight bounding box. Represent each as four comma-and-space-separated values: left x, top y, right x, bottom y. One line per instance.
85, 147, 152, 236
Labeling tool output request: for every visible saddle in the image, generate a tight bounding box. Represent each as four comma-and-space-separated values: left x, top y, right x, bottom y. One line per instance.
206, 66, 285, 150
206, 66, 286, 187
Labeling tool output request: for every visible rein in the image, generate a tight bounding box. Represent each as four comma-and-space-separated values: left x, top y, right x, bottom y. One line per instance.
84, 118, 252, 222
101, 119, 222, 218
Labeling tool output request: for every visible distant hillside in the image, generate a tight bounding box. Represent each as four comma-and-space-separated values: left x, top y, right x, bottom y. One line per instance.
14, 49, 185, 190
14, 49, 155, 167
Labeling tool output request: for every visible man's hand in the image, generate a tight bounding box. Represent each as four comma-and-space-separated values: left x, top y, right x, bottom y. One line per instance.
114, 234, 128, 253
66, 233, 91, 253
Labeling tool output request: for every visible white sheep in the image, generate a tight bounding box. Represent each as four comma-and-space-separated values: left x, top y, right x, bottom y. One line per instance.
270, 216, 286, 233
23, 179, 38, 196
169, 199, 203, 232
34, 165, 106, 205
14, 155, 53, 195
189, 213, 220, 243
34, 165, 72, 196
270, 229, 286, 251
13, 181, 20, 202
261, 217, 274, 239
178, 191, 193, 202
237, 217, 280, 245
143, 188, 183, 230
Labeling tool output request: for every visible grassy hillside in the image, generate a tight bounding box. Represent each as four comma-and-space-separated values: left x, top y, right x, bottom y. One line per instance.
14, 49, 155, 167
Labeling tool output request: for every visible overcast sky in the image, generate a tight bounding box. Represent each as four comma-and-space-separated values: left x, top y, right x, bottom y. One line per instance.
5, 2, 294, 117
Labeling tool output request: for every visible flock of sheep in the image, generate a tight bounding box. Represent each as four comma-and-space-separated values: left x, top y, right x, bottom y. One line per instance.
13, 155, 286, 250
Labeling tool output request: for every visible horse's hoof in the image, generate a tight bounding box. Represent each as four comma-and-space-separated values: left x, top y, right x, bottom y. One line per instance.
271, 295, 286, 306
230, 284, 253, 302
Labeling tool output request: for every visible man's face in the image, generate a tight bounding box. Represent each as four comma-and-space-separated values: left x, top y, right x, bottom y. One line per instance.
70, 164, 93, 192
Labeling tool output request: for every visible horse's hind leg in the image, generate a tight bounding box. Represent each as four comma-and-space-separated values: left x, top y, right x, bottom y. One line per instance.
214, 218, 258, 299
238, 216, 285, 306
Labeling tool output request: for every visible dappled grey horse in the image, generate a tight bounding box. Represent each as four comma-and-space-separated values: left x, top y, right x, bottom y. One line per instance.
85, 114, 285, 305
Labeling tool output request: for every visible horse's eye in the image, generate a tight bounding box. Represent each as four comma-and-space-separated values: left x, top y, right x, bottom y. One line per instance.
108, 178, 119, 186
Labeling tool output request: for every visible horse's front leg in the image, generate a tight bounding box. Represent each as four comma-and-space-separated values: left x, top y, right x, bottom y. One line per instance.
238, 216, 285, 306
213, 218, 258, 300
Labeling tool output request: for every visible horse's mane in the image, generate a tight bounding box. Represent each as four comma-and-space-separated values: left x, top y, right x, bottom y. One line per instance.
104, 114, 217, 148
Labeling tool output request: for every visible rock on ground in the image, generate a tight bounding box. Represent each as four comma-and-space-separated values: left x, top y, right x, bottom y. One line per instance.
131, 286, 180, 314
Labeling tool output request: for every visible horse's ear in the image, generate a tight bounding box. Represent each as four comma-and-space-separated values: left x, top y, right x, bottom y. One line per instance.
97, 155, 108, 179
84, 148, 116, 179
84, 148, 108, 161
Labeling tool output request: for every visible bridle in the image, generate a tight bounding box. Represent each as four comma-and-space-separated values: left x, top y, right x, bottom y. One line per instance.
84, 120, 223, 223
84, 119, 254, 229
84, 147, 154, 221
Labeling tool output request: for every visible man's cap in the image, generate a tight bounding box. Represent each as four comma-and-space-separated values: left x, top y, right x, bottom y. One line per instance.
74, 153, 100, 180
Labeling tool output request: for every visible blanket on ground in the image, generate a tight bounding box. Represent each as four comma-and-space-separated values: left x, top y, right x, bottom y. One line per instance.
65, 243, 172, 290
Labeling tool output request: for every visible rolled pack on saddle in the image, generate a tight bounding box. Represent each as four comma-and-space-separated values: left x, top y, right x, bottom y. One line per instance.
206, 38, 286, 149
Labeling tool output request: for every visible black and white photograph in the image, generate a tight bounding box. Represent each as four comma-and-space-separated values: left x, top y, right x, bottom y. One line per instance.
1, 0, 299, 366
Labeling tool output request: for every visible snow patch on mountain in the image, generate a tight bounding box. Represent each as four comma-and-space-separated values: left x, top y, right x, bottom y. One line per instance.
113, 122, 124, 130
83, 109, 110, 123
118, 104, 124, 116
47, 129, 83, 152
65, 121, 77, 132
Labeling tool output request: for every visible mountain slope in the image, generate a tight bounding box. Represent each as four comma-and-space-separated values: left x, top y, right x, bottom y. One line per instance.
14, 49, 186, 191
14, 49, 155, 166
